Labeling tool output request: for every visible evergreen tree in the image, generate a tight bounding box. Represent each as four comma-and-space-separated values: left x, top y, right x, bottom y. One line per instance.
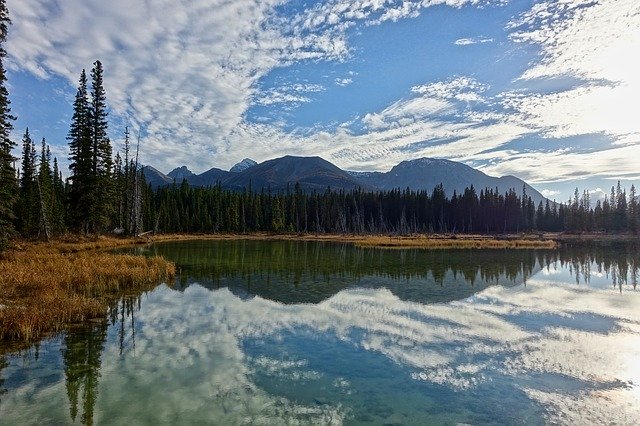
18, 129, 38, 236
67, 70, 92, 232
629, 185, 638, 235
51, 157, 66, 234
0, 0, 15, 250
89, 60, 114, 232
37, 138, 53, 239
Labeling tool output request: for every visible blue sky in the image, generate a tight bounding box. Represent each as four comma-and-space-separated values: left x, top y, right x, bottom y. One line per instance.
5, 0, 640, 202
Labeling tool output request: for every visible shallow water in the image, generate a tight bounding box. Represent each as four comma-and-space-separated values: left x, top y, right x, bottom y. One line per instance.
1, 240, 640, 424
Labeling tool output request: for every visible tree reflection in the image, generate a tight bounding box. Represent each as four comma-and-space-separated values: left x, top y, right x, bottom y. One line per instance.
0, 355, 7, 406
62, 296, 140, 425
62, 321, 107, 425
127, 240, 640, 304
133, 240, 543, 304
542, 243, 640, 290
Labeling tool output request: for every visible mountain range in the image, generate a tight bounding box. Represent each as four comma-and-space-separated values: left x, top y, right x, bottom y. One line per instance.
142, 155, 547, 205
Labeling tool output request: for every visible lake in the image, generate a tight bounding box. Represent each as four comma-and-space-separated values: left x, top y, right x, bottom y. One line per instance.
1, 240, 640, 424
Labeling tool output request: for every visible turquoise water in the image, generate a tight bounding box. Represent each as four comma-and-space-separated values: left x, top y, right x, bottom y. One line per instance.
1, 240, 640, 424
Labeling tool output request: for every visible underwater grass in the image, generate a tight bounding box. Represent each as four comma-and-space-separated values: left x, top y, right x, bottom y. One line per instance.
0, 242, 175, 342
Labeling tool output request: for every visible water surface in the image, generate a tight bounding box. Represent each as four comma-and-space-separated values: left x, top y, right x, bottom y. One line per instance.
1, 240, 640, 424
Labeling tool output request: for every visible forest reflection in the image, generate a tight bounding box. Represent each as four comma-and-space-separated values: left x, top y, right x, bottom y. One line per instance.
130, 240, 640, 303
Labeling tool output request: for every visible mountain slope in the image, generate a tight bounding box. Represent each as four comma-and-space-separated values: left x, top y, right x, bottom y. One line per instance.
352, 158, 547, 205
230, 158, 257, 173
167, 166, 195, 182
144, 156, 547, 205
141, 166, 172, 188
187, 167, 231, 187
225, 155, 370, 192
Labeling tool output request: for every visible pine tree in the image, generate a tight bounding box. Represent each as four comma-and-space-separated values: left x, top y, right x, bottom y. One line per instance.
18, 129, 38, 236
68, 70, 92, 232
0, 0, 16, 250
89, 60, 113, 232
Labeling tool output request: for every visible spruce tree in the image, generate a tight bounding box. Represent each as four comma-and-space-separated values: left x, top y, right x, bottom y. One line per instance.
68, 70, 92, 232
89, 60, 113, 232
0, 0, 15, 250
18, 128, 38, 236
51, 157, 66, 234
37, 138, 53, 238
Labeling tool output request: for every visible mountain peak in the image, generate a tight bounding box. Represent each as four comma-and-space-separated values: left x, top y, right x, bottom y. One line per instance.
230, 158, 257, 173
167, 166, 195, 181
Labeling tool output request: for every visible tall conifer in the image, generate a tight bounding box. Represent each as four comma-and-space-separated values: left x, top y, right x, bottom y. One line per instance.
68, 70, 92, 232
0, 0, 15, 250
18, 129, 38, 236
89, 60, 113, 232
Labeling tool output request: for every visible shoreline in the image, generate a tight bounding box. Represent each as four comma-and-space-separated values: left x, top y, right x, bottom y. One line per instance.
9, 231, 638, 254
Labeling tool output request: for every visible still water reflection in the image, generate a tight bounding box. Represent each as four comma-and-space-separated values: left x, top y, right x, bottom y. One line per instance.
1, 240, 640, 424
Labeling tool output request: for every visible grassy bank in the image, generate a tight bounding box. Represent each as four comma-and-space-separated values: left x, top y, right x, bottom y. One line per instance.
350, 235, 558, 249
0, 239, 175, 342
125, 232, 559, 250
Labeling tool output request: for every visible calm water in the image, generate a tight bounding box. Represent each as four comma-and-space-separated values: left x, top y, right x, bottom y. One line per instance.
2, 240, 640, 425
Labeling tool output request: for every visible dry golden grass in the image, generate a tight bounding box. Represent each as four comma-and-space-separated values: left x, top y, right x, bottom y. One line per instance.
90, 232, 558, 249
0, 241, 175, 342
352, 235, 557, 249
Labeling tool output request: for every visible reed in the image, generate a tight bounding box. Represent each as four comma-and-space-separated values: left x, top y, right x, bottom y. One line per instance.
0, 244, 175, 342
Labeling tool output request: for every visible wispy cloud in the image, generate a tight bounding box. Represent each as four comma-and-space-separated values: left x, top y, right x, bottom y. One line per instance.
454, 37, 494, 46
507, 0, 640, 140
6, 0, 496, 173
254, 83, 325, 106
334, 77, 353, 87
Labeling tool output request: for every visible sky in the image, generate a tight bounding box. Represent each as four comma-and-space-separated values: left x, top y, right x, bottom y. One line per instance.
4, 0, 640, 201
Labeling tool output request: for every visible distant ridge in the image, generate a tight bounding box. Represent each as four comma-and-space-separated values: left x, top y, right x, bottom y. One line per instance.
187, 167, 230, 187
224, 155, 369, 192
350, 158, 547, 206
143, 156, 548, 204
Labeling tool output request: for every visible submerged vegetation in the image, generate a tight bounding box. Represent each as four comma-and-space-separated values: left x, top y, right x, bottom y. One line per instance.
0, 239, 175, 342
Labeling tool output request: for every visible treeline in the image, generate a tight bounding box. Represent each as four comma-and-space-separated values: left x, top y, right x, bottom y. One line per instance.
140, 181, 640, 235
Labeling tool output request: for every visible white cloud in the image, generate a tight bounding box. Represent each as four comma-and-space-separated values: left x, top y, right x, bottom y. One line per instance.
478, 144, 640, 184
507, 0, 640, 141
454, 37, 493, 46
254, 83, 325, 106
5, 0, 347, 171
6, 0, 498, 174
411, 76, 488, 103
541, 189, 560, 198
334, 77, 353, 86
